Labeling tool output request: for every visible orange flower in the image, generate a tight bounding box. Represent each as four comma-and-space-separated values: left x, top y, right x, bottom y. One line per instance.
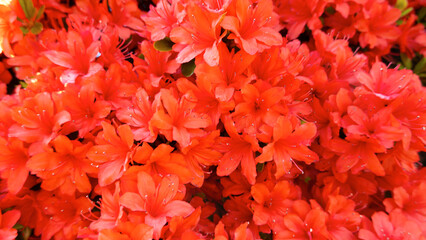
44, 30, 103, 85
354, 2, 401, 49
0, 209, 20, 240
8, 92, 71, 155
194, 43, 255, 100
90, 183, 124, 231
216, 116, 260, 184
170, 2, 225, 66
116, 88, 159, 142
61, 85, 111, 138
251, 180, 300, 226
119, 171, 194, 239
98, 221, 153, 240
325, 195, 361, 240
356, 62, 419, 100
87, 121, 137, 187
383, 182, 426, 223
275, 200, 330, 240
176, 77, 235, 128
232, 81, 286, 131
134, 143, 193, 184
278, 0, 326, 40
179, 130, 222, 187
27, 135, 94, 195
151, 88, 211, 148
0, 138, 28, 194
331, 136, 386, 176
136, 40, 180, 87
256, 116, 318, 178
221, 0, 282, 55
142, 0, 186, 41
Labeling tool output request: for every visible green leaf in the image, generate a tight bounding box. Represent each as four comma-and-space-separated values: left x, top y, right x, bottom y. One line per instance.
256, 163, 265, 173
20, 81, 28, 88
194, 192, 206, 199
395, 0, 408, 10
18, 0, 36, 19
16, 17, 25, 24
154, 37, 174, 52
414, 57, 426, 74
21, 227, 32, 240
13, 223, 24, 230
400, 7, 413, 18
137, 53, 145, 60
400, 53, 412, 69
304, 176, 312, 184
181, 59, 196, 77
325, 6, 336, 14
259, 232, 273, 240
30, 22, 43, 35
35, 5, 45, 21
418, 7, 426, 22
20, 26, 29, 34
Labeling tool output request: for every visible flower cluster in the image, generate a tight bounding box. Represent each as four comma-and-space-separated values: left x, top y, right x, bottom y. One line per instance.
0, 0, 425, 239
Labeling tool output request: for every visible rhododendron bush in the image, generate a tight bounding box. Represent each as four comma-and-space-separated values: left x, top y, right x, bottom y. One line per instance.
1, 0, 426, 239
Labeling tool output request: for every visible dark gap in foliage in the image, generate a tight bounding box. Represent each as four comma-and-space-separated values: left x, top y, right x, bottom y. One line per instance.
137, 0, 154, 12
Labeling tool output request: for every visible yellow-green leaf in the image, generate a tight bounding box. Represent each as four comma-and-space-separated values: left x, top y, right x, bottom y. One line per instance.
35, 5, 45, 21
18, 0, 36, 19
154, 37, 174, 52
395, 0, 408, 10
30, 22, 43, 35
181, 59, 196, 77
